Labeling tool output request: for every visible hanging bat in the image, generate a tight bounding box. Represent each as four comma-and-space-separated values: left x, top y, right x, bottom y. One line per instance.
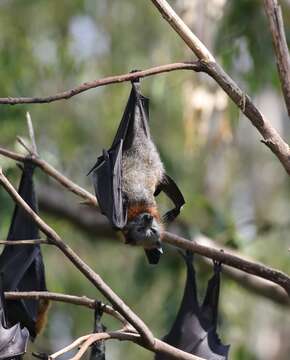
0, 277, 29, 360
88, 78, 185, 264
0, 160, 49, 340
89, 303, 106, 360
155, 252, 230, 360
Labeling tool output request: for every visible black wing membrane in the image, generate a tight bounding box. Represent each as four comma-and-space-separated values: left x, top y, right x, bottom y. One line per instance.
0, 278, 29, 360
155, 252, 230, 360
89, 304, 106, 360
88, 80, 150, 230
154, 174, 185, 224
145, 248, 163, 265
0, 160, 47, 339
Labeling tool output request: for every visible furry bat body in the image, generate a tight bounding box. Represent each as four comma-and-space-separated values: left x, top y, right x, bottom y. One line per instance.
89, 79, 185, 264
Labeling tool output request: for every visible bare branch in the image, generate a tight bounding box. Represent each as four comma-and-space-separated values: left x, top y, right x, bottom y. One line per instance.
163, 232, 290, 295
0, 239, 50, 245
16, 136, 33, 155
0, 146, 98, 208
5, 291, 127, 325
50, 331, 205, 360
0, 62, 201, 105
26, 112, 39, 155
150, 0, 290, 175
264, 0, 290, 117
0, 168, 154, 347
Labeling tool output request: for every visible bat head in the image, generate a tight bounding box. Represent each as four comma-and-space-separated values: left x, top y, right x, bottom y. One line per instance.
123, 212, 162, 249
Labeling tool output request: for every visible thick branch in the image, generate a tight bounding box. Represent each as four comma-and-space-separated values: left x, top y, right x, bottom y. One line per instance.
264, 0, 290, 117
150, 0, 290, 175
0, 62, 201, 105
0, 168, 154, 347
5, 291, 126, 325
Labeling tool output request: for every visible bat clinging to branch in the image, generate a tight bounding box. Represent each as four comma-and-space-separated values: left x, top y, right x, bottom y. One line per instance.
89, 78, 185, 264
0, 160, 49, 339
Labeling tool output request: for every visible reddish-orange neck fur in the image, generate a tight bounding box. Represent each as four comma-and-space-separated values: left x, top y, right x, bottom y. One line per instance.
127, 203, 161, 222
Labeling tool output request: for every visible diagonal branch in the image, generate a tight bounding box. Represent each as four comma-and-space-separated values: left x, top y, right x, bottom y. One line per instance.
163, 232, 290, 295
0, 146, 98, 208
0, 62, 201, 105
5, 291, 127, 325
264, 0, 290, 117
150, 0, 290, 175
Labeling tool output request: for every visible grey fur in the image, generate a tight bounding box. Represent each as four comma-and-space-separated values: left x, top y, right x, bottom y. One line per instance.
122, 104, 164, 206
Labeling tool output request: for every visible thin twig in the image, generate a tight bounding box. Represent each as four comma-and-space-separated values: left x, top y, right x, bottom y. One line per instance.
50, 331, 204, 360
0, 62, 201, 105
0, 167, 154, 347
26, 111, 39, 155
0, 239, 50, 245
264, 0, 290, 117
4, 291, 127, 325
0, 146, 98, 208
49, 334, 92, 359
16, 136, 33, 155
150, 0, 290, 176
68, 333, 111, 360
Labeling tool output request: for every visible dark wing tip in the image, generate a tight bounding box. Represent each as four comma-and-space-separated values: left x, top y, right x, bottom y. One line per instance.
145, 248, 163, 265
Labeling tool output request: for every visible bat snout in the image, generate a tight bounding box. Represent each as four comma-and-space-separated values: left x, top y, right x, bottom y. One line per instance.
142, 213, 153, 226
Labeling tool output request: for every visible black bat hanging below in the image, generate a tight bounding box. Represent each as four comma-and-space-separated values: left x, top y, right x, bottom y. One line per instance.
89, 303, 106, 360
155, 252, 230, 360
88, 78, 185, 264
0, 159, 49, 340
0, 277, 29, 360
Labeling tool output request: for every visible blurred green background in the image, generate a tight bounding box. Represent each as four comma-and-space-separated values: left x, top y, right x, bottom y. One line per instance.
0, 0, 290, 359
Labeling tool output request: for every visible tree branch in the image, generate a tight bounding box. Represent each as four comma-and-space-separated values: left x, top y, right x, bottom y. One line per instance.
150, 0, 290, 175
163, 232, 290, 295
0, 62, 201, 105
0, 146, 98, 208
0, 239, 49, 245
5, 291, 127, 325
264, 0, 290, 117
50, 331, 204, 360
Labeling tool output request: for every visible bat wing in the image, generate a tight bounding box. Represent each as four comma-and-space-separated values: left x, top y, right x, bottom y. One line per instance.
89, 305, 106, 360
90, 142, 127, 229
154, 174, 185, 223
89, 79, 149, 229
155, 253, 229, 360
0, 160, 47, 339
0, 280, 29, 360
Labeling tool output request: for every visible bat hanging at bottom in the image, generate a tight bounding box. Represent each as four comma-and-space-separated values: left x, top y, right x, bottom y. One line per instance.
155, 252, 230, 360
89, 303, 106, 360
0, 277, 29, 360
0, 159, 49, 340
88, 78, 185, 264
